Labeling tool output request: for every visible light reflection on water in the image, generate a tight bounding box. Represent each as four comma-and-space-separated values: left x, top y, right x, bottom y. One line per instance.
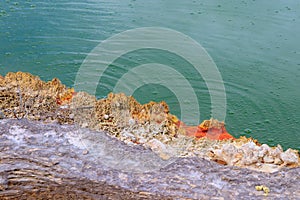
0, 0, 299, 150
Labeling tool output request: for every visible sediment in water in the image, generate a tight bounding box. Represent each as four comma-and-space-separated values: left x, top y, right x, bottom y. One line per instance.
0, 71, 299, 173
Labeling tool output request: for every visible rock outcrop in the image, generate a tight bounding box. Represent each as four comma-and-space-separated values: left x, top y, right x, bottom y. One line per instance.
1, 71, 299, 173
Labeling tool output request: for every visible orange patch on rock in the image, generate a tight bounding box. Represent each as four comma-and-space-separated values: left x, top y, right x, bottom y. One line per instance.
56, 88, 76, 105
173, 117, 235, 140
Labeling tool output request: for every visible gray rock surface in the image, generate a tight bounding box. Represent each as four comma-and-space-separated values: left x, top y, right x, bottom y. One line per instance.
0, 119, 299, 199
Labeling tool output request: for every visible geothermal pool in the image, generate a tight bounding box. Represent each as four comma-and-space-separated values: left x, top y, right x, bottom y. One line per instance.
0, 0, 299, 150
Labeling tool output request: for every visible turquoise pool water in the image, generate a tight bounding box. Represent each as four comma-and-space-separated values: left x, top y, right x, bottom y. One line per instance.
0, 0, 299, 150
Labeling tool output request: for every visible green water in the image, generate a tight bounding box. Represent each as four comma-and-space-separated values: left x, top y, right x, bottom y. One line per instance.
0, 0, 299, 150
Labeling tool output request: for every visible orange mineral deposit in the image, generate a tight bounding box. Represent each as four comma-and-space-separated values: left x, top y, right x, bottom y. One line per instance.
56, 88, 76, 105
173, 117, 235, 140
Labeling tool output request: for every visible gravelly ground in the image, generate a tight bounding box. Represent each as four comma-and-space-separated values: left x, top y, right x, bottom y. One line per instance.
0, 119, 299, 199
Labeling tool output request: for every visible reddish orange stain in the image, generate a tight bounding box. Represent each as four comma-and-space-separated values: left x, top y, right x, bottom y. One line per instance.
56, 89, 77, 105
176, 119, 235, 140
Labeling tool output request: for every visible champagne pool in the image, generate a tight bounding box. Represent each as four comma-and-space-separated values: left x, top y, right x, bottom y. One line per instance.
0, 0, 299, 150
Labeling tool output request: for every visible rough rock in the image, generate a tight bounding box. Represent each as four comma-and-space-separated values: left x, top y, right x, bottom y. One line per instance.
208, 137, 300, 173
1, 72, 300, 173
0, 71, 73, 124
0, 119, 300, 199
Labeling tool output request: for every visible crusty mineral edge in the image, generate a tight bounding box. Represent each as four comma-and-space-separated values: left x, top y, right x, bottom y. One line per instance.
0, 71, 299, 173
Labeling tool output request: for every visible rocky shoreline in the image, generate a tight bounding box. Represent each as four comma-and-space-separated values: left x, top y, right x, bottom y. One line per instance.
1, 72, 300, 199
1, 71, 299, 174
